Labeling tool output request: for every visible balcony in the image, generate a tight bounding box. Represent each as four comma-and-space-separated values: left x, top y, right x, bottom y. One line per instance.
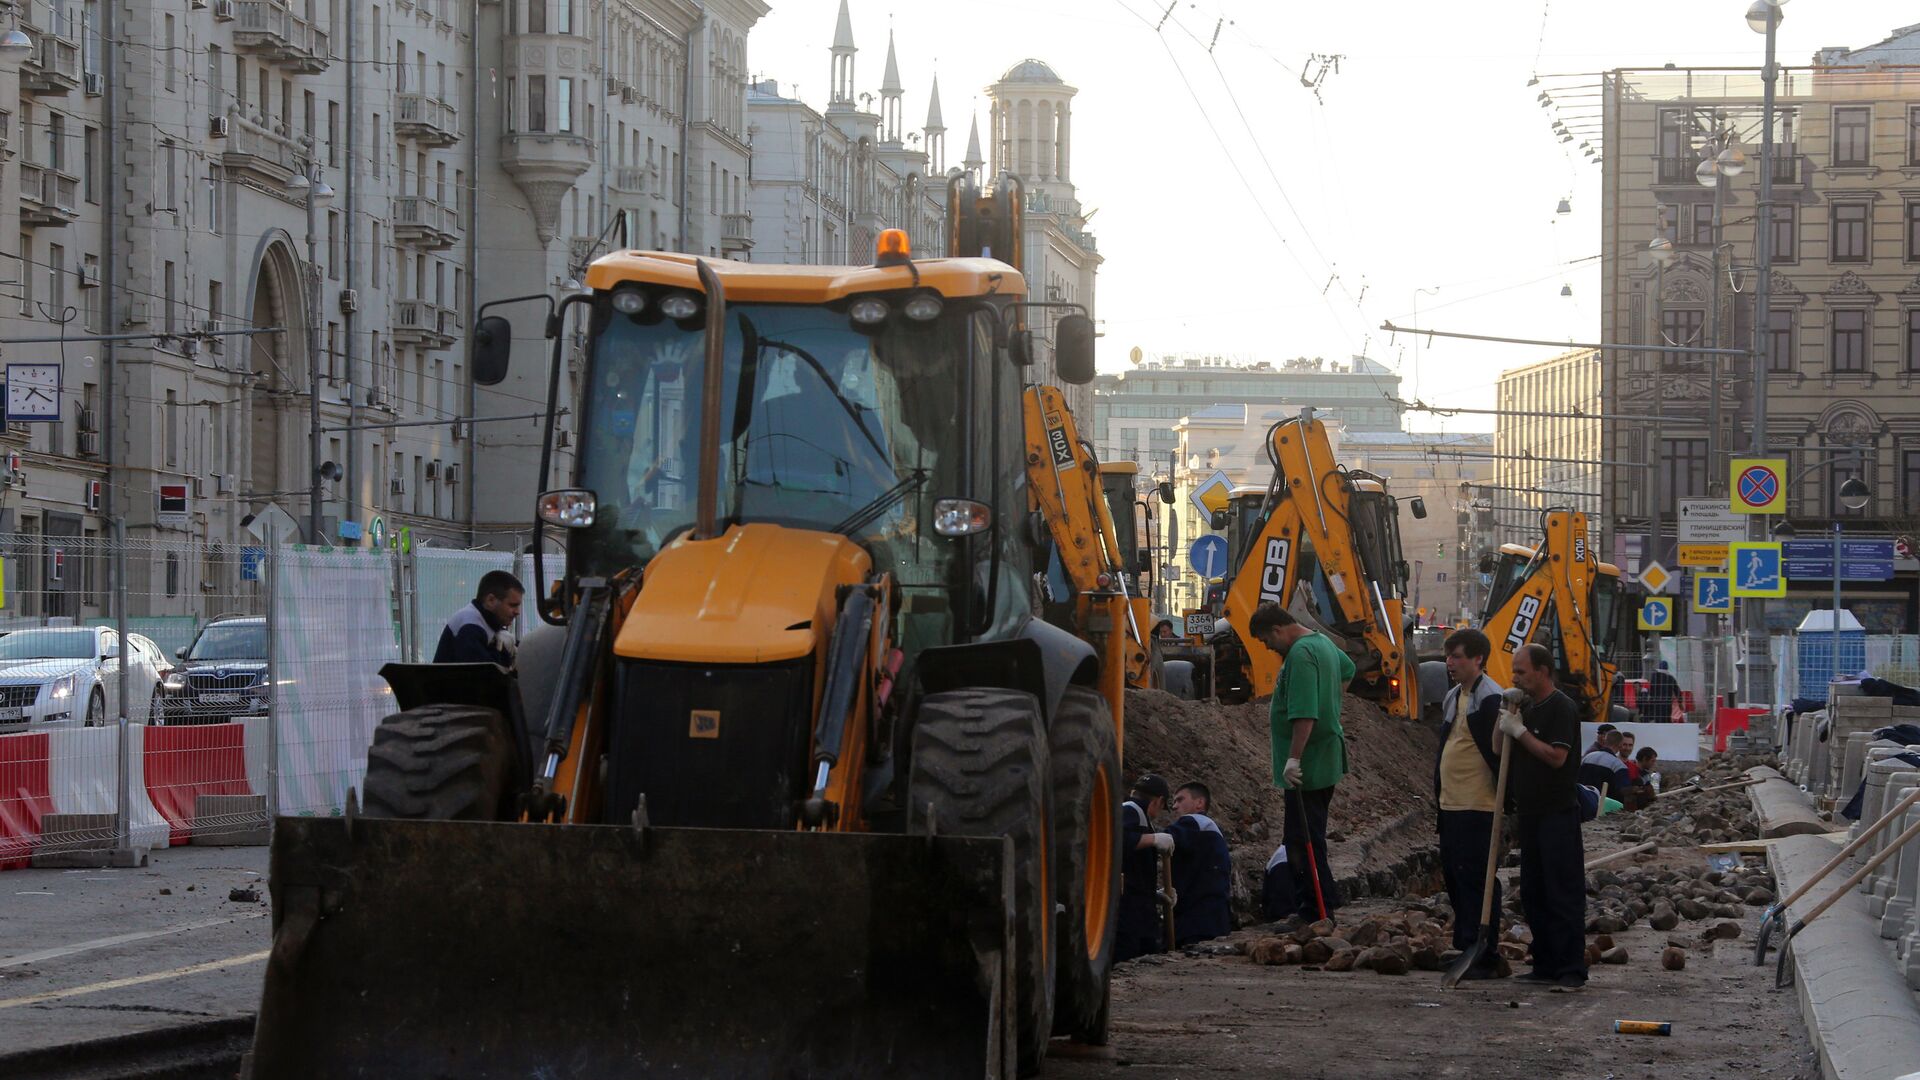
19, 161, 79, 228
720, 212, 753, 254
220, 109, 302, 188
395, 93, 460, 147
610, 165, 649, 194
233, 2, 330, 75
1654, 155, 1702, 186
393, 299, 456, 349
393, 195, 460, 249
21, 35, 80, 96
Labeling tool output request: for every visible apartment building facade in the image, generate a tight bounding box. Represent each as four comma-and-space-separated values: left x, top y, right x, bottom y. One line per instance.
1490, 348, 1601, 550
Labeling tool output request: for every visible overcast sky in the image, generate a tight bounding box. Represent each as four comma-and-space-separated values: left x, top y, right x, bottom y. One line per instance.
746, 1, 1909, 431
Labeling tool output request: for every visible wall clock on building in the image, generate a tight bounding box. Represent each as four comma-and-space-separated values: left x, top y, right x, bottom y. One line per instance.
4, 363, 60, 422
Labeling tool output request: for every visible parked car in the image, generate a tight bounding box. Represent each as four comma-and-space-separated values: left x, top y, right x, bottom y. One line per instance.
0, 626, 166, 733
158, 617, 268, 725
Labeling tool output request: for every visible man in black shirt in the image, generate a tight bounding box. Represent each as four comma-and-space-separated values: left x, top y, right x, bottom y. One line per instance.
1496, 642, 1588, 990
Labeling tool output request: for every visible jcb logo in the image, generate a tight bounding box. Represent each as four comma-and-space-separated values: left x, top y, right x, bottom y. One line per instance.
1504, 596, 1542, 653
1045, 415, 1076, 470
1259, 538, 1292, 606
1573, 537, 1587, 564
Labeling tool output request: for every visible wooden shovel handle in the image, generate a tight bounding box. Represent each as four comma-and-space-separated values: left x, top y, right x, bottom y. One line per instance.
1476, 729, 1514, 928
1796, 810, 1920, 931
1781, 785, 1920, 912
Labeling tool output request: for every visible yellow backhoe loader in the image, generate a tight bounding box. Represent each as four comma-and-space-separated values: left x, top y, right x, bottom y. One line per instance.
245, 177, 1126, 1078
1096, 460, 1175, 688
1212, 412, 1425, 716
1476, 506, 1634, 724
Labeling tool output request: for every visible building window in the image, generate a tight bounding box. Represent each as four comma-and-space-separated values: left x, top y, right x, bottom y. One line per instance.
1832, 203, 1869, 263
1768, 308, 1795, 373
1659, 307, 1704, 349
527, 0, 545, 34
1661, 438, 1709, 500
1911, 106, 1920, 167
82, 126, 96, 203
1834, 106, 1871, 167
1771, 204, 1796, 263
557, 77, 572, 133
1831, 309, 1867, 373
1909, 202, 1920, 263
1689, 203, 1714, 246
1908, 310, 1920, 374
527, 76, 546, 132
1904, 450, 1920, 506
164, 389, 178, 465
557, 0, 572, 34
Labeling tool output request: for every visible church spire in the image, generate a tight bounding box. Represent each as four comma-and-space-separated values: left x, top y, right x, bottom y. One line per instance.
879, 28, 904, 144
829, 0, 856, 107
963, 111, 984, 180
924, 74, 946, 173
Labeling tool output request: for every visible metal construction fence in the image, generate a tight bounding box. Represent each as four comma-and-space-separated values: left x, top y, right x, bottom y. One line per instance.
0, 533, 554, 867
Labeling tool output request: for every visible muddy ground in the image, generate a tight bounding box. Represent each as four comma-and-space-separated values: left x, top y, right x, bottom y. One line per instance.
1087, 695, 1817, 1079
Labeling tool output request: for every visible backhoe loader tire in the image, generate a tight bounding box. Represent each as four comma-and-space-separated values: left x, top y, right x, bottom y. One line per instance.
361, 704, 514, 821
908, 688, 1055, 1077
1047, 685, 1121, 1044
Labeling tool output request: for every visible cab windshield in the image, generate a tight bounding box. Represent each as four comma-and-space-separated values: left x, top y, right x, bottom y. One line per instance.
1590, 574, 1621, 662
1482, 549, 1536, 622
575, 299, 971, 589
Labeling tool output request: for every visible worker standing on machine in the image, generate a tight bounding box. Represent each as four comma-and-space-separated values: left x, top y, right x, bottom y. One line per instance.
1117, 775, 1173, 961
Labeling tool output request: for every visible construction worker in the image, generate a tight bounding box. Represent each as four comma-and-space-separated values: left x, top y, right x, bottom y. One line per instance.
1641, 660, 1682, 722
1117, 774, 1174, 962
1166, 781, 1232, 946
1433, 627, 1505, 978
434, 570, 524, 668
1248, 601, 1352, 924
1498, 642, 1588, 991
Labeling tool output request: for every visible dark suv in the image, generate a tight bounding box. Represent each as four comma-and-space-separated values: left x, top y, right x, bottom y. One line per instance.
159, 616, 268, 724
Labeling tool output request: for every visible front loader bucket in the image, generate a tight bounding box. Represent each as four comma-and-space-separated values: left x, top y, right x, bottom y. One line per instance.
247, 817, 1016, 1079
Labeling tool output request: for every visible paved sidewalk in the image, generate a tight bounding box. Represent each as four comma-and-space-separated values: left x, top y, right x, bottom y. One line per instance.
0, 845, 271, 1058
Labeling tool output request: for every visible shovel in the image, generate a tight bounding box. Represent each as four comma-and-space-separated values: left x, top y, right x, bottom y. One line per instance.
1755, 784, 1920, 965
1774, 809, 1920, 988
1443, 728, 1513, 989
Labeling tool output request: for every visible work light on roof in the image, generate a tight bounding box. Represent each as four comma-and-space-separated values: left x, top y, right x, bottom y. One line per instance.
849, 297, 890, 325
611, 287, 647, 315
659, 292, 701, 320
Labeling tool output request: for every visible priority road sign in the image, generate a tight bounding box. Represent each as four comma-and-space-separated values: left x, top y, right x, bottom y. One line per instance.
1728, 541, 1786, 597
1731, 458, 1787, 515
1693, 572, 1732, 614
1189, 470, 1234, 523
1638, 597, 1674, 632
1638, 560, 1673, 594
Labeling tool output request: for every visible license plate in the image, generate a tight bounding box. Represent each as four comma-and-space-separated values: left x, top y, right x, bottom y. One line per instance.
0, 708, 21, 720
200, 694, 241, 704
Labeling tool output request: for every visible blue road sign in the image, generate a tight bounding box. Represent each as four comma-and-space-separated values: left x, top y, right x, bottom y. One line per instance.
1189, 534, 1229, 580
240, 547, 265, 582
1782, 538, 1895, 582
1693, 572, 1731, 613
1638, 597, 1673, 631
1729, 542, 1785, 598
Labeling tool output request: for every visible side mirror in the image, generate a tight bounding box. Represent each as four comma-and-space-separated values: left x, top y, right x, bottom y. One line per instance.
1410, 496, 1428, 520
1009, 328, 1034, 367
1025, 511, 1050, 549
1209, 509, 1229, 531
1478, 555, 1495, 574
174, 646, 187, 660
1053, 313, 1096, 385
1158, 481, 1175, 505
472, 315, 513, 386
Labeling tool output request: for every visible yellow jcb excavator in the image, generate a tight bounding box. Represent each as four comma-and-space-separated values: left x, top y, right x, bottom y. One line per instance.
1096, 460, 1175, 689
1214, 411, 1425, 716
245, 176, 1126, 1078
1476, 506, 1635, 724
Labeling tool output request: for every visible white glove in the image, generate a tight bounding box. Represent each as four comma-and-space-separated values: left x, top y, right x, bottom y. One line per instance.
1282, 758, 1304, 788
1497, 708, 1527, 741
1151, 832, 1175, 853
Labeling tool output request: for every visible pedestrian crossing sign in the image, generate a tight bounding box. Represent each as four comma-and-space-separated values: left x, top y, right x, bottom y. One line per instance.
1728, 541, 1786, 598
1637, 597, 1674, 632
1692, 572, 1732, 614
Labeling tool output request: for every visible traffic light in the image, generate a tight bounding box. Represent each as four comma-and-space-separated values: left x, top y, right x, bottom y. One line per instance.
1436, 542, 1445, 558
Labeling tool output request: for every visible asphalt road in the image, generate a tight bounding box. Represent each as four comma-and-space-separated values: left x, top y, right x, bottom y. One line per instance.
0, 845, 271, 1059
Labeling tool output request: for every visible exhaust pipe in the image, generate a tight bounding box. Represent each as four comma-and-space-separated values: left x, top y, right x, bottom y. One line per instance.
694, 259, 726, 541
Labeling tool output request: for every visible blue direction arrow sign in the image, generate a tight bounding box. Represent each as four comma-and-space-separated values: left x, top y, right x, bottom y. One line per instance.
1189, 534, 1229, 580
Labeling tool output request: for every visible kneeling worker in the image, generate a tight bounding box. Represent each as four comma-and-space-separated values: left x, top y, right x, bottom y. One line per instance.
1166, 781, 1233, 946
1117, 774, 1174, 961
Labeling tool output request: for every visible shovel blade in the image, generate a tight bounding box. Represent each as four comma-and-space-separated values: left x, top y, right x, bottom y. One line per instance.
247, 816, 1016, 1079
1441, 926, 1496, 989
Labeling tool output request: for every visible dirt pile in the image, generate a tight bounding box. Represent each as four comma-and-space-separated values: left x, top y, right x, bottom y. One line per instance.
1608, 751, 1772, 848
1579, 862, 1777, 938
1121, 688, 1442, 915
1240, 904, 1464, 976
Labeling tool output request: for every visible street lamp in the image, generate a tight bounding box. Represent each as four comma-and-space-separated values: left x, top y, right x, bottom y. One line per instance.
287, 165, 332, 543
1746, 0, 1787, 35
0, 28, 34, 66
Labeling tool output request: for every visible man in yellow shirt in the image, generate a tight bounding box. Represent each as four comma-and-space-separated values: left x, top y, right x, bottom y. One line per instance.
1434, 628, 1506, 979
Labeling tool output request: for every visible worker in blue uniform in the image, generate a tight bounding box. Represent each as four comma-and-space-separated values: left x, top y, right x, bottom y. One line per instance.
1166, 781, 1233, 946
1116, 774, 1172, 962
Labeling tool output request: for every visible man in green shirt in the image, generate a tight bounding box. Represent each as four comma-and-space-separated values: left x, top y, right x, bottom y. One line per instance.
1249, 601, 1354, 922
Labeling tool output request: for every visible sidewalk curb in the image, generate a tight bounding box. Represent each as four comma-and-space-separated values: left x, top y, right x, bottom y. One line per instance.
1770, 831, 1920, 1080
1750, 766, 1831, 838
0, 1015, 252, 1079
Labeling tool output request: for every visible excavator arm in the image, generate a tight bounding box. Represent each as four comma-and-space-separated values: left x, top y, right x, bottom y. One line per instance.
1222, 415, 1416, 718
1480, 508, 1618, 722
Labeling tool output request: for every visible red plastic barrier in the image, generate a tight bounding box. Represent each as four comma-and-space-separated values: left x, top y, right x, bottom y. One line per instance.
143, 723, 251, 846
1713, 707, 1767, 752
0, 732, 52, 869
